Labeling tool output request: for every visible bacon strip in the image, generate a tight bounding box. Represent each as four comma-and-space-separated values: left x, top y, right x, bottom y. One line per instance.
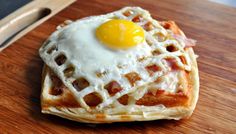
173, 34, 196, 48
160, 21, 196, 48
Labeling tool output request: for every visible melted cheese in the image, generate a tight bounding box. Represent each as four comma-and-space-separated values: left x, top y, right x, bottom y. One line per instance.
57, 18, 152, 89
39, 7, 192, 112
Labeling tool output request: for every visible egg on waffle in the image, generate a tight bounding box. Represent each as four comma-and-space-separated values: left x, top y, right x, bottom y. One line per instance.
39, 7, 199, 123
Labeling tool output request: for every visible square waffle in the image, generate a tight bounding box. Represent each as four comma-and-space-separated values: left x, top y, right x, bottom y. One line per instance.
39, 7, 199, 123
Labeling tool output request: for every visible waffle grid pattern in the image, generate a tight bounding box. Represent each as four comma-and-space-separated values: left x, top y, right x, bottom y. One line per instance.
39, 7, 191, 112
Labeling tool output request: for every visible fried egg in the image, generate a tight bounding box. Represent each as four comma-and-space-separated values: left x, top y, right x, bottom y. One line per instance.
47, 15, 159, 93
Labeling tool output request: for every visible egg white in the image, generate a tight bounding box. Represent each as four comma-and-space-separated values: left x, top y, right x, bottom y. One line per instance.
56, 17, 153, 90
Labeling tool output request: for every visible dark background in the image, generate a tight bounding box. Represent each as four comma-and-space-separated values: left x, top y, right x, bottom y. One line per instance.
0, 0, 32, 19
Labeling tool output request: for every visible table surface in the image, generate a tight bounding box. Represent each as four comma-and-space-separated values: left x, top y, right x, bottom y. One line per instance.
0, 0, 236, 133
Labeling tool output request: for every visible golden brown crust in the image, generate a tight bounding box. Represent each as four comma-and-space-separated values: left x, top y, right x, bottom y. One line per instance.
41, 67, 80, 109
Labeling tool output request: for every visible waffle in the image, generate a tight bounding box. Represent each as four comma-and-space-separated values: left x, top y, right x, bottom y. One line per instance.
39, 7, 199, 123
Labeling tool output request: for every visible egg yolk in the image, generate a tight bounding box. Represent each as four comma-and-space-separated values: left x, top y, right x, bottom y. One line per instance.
96, 19, 145, 49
